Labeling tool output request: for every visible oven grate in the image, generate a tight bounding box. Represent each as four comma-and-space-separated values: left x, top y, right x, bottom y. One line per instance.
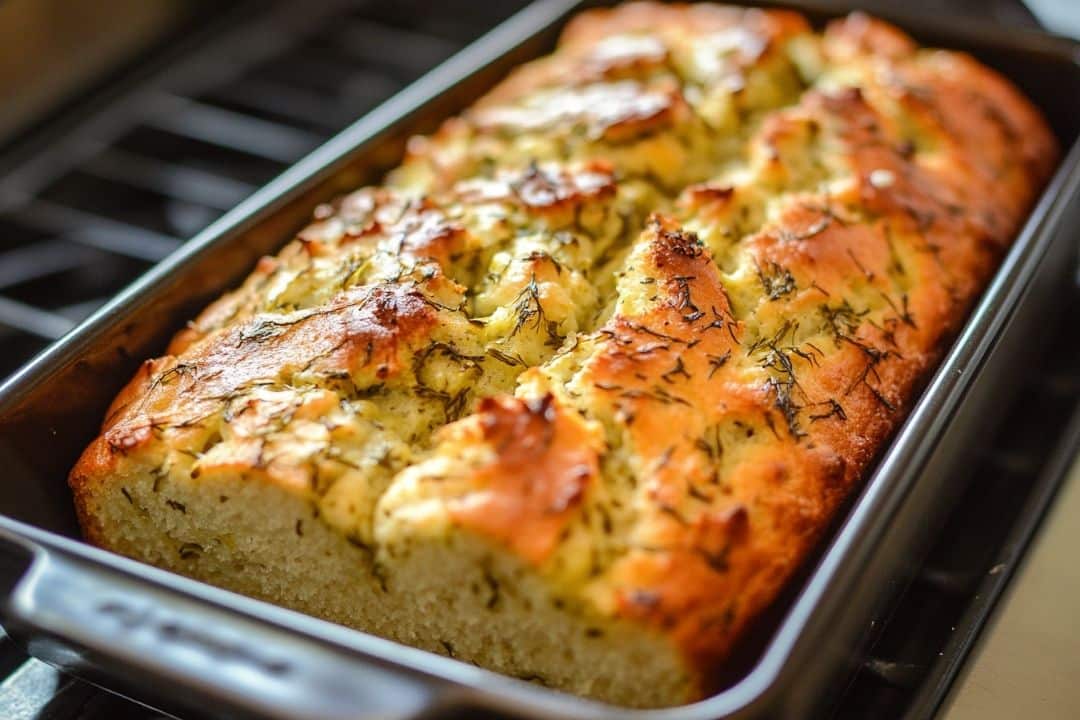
1, 1, 1077, 718
0, 0, 526, 381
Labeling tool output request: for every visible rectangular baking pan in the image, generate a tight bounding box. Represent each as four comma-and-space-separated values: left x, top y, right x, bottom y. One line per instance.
1, 2, 1078, 718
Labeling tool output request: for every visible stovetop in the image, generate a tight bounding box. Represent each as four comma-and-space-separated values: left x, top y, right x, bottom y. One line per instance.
0, 1, 1077, 718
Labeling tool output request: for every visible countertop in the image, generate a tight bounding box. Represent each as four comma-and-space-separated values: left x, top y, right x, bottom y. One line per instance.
944, 446, 1080, 718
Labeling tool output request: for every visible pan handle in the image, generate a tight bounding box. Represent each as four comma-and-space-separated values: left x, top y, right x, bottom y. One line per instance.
1, 547, 451, 720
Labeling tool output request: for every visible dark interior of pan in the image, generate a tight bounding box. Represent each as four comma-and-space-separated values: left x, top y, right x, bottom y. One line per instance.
1, 1, 1079, 719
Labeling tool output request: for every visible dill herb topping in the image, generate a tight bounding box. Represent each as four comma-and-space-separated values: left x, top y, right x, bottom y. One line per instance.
509, 274, 565, 348
753, 258, 797, 300
706, 351, 732, 378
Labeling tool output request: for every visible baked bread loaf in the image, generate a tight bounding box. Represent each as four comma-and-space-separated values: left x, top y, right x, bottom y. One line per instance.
70, 3, 1057, 707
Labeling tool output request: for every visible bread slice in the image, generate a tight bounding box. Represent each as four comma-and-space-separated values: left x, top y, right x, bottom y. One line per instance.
71, 3, 1057, 707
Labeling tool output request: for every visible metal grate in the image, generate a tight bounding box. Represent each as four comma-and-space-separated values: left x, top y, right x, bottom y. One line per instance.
0, 0, 526, 380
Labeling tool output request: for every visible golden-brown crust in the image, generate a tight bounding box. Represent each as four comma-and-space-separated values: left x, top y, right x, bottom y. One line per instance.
557, 2, 810, 63
455, 160, 617, 217
99, 283, 438, 445
71, 2, 1059, 705
445, 394, 604, 566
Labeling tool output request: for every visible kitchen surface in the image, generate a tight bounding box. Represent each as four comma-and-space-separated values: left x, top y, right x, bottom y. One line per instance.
0, 1, 1078, 718
945, 440, 1080, 719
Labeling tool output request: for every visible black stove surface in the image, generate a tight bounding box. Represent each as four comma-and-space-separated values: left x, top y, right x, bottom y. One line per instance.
0, 1, 1076, 719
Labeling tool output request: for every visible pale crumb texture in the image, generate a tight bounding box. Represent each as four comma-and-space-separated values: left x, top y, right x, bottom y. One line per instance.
70, 2, 1057, 708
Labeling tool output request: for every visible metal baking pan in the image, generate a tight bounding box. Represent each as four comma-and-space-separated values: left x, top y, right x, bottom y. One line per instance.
1, 1, 1078, 718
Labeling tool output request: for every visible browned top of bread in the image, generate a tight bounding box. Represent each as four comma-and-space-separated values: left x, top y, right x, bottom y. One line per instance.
71, 3, 1057, 702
